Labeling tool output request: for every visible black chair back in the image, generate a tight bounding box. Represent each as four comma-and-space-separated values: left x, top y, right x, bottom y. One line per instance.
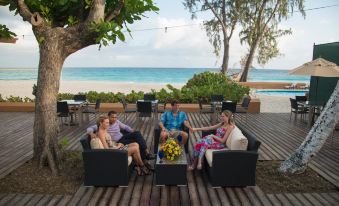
241, 97, 251, 108
144, 94, 156, 101
221, 101, 236, 113
74, 95, 86, 101
211, 95, 224, 102
57, 101, 70, 114
95, 99, 101, 110
295, 96, 307, 102
80, 135, 91, 151
137, 101, 152, 117
289, 98, 298, 110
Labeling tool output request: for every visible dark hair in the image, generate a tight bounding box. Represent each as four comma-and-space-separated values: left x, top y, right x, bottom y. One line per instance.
170, 99, 179, 106
107, 111, 117, 117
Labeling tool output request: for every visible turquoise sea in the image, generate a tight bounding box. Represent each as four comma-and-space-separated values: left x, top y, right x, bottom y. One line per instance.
0, 67, 310, 84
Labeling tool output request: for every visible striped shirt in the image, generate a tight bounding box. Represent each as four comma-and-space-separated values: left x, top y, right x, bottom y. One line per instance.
86, 120, 133, 142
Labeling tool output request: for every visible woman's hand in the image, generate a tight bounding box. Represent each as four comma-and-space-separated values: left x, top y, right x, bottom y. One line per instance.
117, 143, 124, 149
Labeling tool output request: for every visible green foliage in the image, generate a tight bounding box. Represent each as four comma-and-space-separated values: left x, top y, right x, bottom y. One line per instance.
182, 72, 250, 103
58, 136, 69, 151
1, 0, 158, 48
0, 72, 249, 103
239, 0, 305, 81
0, 24, 16, 39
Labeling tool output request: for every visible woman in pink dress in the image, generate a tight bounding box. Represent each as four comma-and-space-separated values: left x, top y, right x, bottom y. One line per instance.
189, 110, 235, 170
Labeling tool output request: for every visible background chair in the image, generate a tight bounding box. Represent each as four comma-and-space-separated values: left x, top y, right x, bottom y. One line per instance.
82, 99, 101, 121
74, 94, 86, 102
121, 97, 137, 121
289, 98, 308, 121
236, 97, 251, 122
221, 101, 237, 113
137, 101, 153, 121
57, 101, 74, 126
80, 135, 133, 186
198, 98, 213, 118
295, 95, 307, 102
211, 94, 224, 103
144, 94, 156, 101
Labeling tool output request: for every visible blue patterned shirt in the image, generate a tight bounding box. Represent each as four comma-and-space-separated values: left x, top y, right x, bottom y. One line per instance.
161, 110, 188, 130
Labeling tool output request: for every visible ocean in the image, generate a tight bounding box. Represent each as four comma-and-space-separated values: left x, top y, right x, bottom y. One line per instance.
0, 67, 310, 84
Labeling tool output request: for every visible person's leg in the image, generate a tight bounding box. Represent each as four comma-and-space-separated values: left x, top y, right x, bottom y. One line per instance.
120, 132, 148, 160
127, 143, 144, 166
179, 131, 188, 144
160, 130, 169, 143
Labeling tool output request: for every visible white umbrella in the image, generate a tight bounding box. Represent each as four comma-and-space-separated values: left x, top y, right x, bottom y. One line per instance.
289, 58, 339, 77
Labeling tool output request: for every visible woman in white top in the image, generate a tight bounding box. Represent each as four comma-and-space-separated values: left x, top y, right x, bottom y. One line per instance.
91, 116, 151, 175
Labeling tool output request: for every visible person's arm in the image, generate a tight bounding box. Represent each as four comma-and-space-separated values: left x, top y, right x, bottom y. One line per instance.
118, 120, 133, 132
213, 125, 235, 144
193, 123, 222, 132
159, 112, 167, 132
86, 125, 98, 139
181, 112, 193, 132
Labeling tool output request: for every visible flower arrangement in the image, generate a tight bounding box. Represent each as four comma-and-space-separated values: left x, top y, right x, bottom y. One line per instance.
160, 137, 182, 160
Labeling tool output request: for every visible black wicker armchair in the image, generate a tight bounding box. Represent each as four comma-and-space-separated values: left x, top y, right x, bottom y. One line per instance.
202, 124, 261, 187
80, 135, 133, 187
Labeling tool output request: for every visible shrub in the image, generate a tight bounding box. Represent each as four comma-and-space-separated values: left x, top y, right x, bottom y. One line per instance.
0, 72, 249, 103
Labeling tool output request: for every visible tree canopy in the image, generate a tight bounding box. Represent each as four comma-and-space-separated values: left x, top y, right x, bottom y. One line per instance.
0, 0, 158, 47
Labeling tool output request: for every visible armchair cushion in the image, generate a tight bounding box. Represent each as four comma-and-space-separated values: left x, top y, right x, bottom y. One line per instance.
227, 126, 248, 150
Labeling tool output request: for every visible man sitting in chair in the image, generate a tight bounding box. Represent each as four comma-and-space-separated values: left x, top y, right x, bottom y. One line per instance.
159, 99, 193, 145
87, 111, 156, 162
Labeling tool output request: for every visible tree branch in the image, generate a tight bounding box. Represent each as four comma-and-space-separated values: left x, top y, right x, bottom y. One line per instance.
204, 0, 226, 32
105, 0, 125, 22
87, 0, 106, 23
17, 0, 33, 23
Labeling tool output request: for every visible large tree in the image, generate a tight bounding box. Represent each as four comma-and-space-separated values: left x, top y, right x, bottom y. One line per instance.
184, 0, 243, 74
0, 0, 158, 175
279, 81, 339, 173
239, 0, 304, 82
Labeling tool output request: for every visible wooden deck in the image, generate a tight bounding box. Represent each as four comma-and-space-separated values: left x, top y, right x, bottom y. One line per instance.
0, 112, 338, 205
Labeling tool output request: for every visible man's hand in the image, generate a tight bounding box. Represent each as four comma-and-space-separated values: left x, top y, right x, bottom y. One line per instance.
189, 127, 194, 133
117, 143, 124, 149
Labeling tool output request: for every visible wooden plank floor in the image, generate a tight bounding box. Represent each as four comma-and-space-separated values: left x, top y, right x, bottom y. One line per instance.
0, 112, 338, 206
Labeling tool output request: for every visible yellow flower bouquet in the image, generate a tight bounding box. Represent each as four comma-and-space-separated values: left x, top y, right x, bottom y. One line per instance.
159, 137, 182, 161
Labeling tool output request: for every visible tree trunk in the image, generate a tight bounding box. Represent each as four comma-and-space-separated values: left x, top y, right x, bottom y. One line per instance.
220, 37, 229, 74
33, 35, 65, 175
239, 41, 257, 82
279, 81, 339, 174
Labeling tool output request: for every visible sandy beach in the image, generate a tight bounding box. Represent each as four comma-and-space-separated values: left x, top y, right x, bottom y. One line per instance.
0, 80, 184, 98
0, 80, 291, 113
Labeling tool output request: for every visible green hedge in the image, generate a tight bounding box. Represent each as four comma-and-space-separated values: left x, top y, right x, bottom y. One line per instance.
0, 72, 249, 103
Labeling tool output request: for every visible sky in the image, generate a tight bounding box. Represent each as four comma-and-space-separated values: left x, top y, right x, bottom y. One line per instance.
0, 0, 339, 70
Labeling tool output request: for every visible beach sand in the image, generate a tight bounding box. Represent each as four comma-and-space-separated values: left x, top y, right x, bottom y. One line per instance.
0, 80, 184, 98
0, 80, 291, 113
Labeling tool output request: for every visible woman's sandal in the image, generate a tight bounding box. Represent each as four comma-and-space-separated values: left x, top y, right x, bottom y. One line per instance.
140, 166, 152, 175
134, 166, 143, 176
144, 161, 155, 171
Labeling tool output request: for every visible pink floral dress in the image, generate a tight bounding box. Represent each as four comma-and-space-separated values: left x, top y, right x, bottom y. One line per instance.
193, 127, 227, 158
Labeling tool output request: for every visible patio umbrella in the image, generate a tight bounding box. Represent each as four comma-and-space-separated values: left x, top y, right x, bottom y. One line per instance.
289, 58, 339, 105
289, 58, 339, 77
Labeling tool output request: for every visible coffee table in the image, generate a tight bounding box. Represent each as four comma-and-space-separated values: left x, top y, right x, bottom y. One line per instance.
155, 144, 188, 186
